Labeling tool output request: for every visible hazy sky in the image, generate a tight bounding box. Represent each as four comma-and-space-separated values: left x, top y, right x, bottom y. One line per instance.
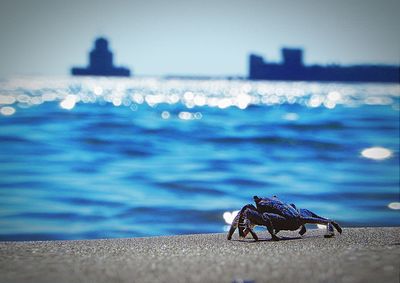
0, 0, 399, 77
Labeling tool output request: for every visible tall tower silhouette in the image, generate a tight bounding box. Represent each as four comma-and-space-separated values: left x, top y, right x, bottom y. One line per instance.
71, 37, 131, 77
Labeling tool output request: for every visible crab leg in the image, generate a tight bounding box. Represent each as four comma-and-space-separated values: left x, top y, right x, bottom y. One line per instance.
289, 204, 307, 235
242, 210, 283, 241
299, 225, 307, 236
299, 208, 342, 236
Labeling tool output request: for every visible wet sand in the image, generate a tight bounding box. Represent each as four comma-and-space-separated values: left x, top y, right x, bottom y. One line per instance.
1, 227, 399, 283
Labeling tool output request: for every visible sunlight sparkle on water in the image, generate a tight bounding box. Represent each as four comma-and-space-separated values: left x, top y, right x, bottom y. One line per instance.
178, 111, 202, 120
236, 93, 252, 109
218, 98, 232, 109
308, 94, 323, 108
2, 77, 400, 116
132, 93, 144, 104
0, 106, 16, 116
161, 111, 170, 119
194, 95, 206, 106
361, 147, 393, 160
112, 97, 122, 107
179, 112, 192, 120
327, 91, 342, 102
283, 113, 299, 121
388, 202, 400, 210
60, 95, 77, 110
323, 100, 336, 109
223, 210, 239, 225
0, 95, 16, 105
93, 86, 103, 96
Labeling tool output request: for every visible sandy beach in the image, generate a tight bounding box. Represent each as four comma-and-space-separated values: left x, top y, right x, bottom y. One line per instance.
1, 227, 399, 283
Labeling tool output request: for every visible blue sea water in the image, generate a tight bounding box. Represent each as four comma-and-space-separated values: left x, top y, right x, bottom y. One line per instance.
0, 77, 399, 241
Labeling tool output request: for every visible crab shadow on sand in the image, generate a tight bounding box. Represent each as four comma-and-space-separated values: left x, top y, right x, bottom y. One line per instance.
230, 232, 340, 243
231, 236, 302, 243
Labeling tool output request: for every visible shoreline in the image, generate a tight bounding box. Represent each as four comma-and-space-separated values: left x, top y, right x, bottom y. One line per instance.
1, 227, 399, 283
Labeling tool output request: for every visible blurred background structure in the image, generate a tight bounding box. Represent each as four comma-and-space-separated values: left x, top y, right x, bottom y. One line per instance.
71, 37, 130, 77
0, 0, 399, 78
249, 48, 399, 82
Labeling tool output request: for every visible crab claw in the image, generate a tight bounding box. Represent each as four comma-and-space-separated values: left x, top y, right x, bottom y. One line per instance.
238, 205, 259, 241
227, 226, 236, 240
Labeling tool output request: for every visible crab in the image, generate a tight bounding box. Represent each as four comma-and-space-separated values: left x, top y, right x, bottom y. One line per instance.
227, 195, 342, 241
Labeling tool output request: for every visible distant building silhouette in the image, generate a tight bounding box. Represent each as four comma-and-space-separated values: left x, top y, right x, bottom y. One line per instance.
71, 37, 131, 77
249, 48, 399, 83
